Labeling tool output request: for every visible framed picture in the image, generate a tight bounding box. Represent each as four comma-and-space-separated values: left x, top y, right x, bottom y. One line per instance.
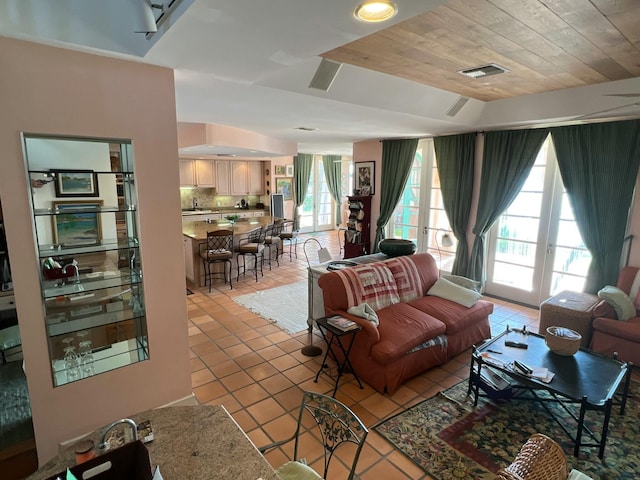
52, 200, 103, 246
53, 170, 99, 197
355, 161, 375, 195
276, 177, 293, 200
274, 165, 286, 176
286, 164, 294, 177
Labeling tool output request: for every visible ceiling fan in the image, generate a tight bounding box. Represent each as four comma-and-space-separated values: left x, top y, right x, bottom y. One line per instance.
573, 93, 640, 121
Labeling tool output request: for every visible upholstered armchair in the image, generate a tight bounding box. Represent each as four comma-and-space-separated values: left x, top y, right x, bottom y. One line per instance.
591, 266, 640, 366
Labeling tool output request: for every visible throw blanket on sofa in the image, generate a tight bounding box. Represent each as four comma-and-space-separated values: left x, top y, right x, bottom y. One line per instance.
335, 257, 422, 311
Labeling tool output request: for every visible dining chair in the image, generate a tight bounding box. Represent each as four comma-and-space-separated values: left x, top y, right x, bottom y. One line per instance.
259, 391, 368, 480
199, 230, 234, 292
235, 226, 266, 282
279, 219, 299, 261
263, 219, 283, 270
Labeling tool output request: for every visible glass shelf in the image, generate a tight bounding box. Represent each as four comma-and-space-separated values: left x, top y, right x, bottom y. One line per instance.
37, 238, 139, 258
25, 134, 148, 387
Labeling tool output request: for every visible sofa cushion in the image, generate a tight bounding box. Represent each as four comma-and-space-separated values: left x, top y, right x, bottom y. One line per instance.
371, 303, 446, 365
593, 316, 640, 342
408, 296, 494, 335
427, 277, 482, 308
333, 263, 400, 311
597, 285, 635, 320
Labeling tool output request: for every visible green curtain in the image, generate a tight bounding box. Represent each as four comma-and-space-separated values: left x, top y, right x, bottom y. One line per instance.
433, 133, 476, 276
468, 129, 549, 284
551, 120, 640, 293
373, 138, 419, 252
293, 154, 313, 231
322, 155, 343, 226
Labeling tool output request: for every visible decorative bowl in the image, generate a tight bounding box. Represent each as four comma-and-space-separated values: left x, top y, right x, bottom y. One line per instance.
545, 326, 582, 356
378, 238, 416, 257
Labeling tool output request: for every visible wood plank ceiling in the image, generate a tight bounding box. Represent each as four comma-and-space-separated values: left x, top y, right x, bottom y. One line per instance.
323, 0, 640, 102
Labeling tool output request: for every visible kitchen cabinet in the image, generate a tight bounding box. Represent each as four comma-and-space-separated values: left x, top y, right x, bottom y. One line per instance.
183, 236, 195, 283
230, 161, 264, 195
231, 161, 248, 194
24, 135, 148, 387
195, 160, 216, 187
247, 161, 264, 194
215, 160, 231, 194
181, 213, 222, 223
253, 211, 265, 217
179, 159, 196, 187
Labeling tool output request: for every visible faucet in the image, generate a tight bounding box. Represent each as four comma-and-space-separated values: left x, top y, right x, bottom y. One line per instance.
99, 418, 138, 451
62, 264, 80, 284
192, 197, 198, 209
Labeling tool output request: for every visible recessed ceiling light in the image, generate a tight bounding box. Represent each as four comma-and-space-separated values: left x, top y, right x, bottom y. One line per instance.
354, 1, 397, 23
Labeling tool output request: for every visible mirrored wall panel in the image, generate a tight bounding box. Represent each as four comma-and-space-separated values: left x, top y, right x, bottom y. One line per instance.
23, 135, 148, 387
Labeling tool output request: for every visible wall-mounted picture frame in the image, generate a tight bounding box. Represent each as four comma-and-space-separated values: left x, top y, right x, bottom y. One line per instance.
274, 165, 286, 176
286, 164, 294, 177
52, 200, 103, 247
276, 177, 293, 200
53, 169, 99, 197
355, 161, 375, 195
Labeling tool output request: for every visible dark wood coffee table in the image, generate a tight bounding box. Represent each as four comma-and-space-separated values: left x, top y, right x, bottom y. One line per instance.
468, 327, 631, 459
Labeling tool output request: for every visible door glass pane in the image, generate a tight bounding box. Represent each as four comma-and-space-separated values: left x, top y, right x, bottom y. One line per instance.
550, 192, 591, 293
390, 149, 423, 246
491, 151, 545, 289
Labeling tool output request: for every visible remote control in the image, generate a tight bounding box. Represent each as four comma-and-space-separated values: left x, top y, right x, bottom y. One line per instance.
513, 360, 533, 375
505, 340, 528, 349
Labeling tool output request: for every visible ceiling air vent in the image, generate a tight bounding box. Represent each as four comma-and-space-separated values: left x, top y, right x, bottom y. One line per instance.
295, 127, 318, 131
458, 64, 509, 79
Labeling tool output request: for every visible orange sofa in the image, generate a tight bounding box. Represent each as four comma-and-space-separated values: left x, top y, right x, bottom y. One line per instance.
591, 266, 640, 365
318, 253, 493, 394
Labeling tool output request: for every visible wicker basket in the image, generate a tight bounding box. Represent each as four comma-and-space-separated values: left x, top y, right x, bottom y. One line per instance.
545, 326, 582, 356
497, 433, 568, 480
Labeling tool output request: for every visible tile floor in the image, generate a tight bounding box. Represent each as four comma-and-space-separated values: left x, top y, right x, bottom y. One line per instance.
185, 231, 541, 479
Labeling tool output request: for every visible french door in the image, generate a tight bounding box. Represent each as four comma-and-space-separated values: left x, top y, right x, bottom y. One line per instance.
299, 156, 334, 233
484, 137, 592, 306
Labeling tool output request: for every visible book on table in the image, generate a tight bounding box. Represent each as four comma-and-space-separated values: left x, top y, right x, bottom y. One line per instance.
327, 316, 358, 331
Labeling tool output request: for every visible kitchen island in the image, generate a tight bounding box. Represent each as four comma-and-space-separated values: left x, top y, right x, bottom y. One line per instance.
27, 405, 280, 480
183, 216, 282, 287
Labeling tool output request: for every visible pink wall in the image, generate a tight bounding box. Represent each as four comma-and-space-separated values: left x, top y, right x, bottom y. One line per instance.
0, 38, 192, 463
353, 140, 383, 251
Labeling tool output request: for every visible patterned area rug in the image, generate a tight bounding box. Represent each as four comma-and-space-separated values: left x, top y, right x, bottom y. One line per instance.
374, 379, 640, 479
0, 360, 34, 450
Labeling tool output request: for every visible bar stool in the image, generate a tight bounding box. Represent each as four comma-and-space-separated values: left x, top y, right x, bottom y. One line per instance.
199, 230, 234, 292
264, 219, 283, 270
236, 226, 266, 281
279, 220, 299, 261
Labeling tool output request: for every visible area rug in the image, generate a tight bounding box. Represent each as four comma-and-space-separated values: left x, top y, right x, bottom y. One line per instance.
233, 280, 308, 334
374, 379, 640, 479
0, 360, 34, 450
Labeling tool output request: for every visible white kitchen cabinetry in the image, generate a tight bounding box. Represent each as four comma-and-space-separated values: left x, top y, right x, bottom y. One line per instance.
253, 211, 265, 217
215, 160, 231, 194
195, 160, 216, 187
179, 159, 196, 187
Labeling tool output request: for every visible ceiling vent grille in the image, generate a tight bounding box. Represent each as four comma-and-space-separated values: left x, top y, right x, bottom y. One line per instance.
458, 64, 508, 79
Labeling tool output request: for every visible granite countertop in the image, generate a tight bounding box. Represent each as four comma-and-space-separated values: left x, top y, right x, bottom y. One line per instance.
182, 216, 280, 241
28, 405, 281, 480
181, 207, 266, 215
